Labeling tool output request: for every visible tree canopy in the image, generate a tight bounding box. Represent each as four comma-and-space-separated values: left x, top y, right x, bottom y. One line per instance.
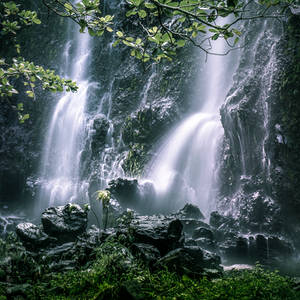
43, 0, 299, 61
0, 0, 299, 120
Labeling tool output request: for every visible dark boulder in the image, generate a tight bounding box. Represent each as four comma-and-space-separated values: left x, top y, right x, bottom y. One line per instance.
90, 114, 109, 155
16, 222, 54, 250
174, 203, 204, 220
179, 219, 210, 236
108, 178, 140, 208
131, 243, 160, 267
193, 227, 214, 240
108, 178, 156, 213
209, 211, 234, 229
41, 204, 87, 242
130, 215, 184, 256
155, 246, 222, 277
195, 238, 216, 252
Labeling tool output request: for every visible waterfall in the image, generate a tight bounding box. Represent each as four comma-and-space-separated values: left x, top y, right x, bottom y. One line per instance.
37, 14, 91, 210
148, 18, 238, 215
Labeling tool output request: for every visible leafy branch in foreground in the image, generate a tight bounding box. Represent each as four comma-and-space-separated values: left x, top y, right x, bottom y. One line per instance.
43, 0, 299, 62
0, 1, 78, 120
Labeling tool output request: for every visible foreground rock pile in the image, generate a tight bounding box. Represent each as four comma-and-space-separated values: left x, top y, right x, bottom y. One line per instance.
14, 203, 222, 277
0, 201, 297, 298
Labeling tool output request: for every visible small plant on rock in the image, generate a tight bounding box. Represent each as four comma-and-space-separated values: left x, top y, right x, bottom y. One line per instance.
96, 190, 111, 231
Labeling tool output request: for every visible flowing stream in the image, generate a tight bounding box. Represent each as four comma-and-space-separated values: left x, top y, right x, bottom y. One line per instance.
148, 19, 238, 215
37, 14, 91, 210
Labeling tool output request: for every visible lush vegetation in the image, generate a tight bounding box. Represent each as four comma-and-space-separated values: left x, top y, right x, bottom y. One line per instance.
0, 234, 298, 299
44, 0, 299, 61
0, 1, 78, 122
0, 0, 298, 119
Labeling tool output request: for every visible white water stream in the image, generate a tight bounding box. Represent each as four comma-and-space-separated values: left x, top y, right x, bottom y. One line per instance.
38, 14, 91, 210
149, 19, 237, 215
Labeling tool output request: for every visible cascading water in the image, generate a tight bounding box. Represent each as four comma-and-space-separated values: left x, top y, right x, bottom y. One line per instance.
148, 18, 238, 215
37, 11, 91, 211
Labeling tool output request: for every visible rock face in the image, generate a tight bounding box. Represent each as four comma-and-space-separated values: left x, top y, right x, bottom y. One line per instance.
218, 11, 300, 242
173, 203, 205, 220
129, 215, 184, 256
156, 246, 222, 277
41, 204, 88, 242
108, 178, 156, 214
16, 222, 53, 249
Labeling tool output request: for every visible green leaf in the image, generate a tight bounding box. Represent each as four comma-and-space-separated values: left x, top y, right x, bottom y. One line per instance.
176, 39, 186, 47
126, 9, 137, 17
33, 18, 41, 25
26, 90, 34, 98
64, 3, 73, 11
138, 10, 147, 18
116, 31, 123, 37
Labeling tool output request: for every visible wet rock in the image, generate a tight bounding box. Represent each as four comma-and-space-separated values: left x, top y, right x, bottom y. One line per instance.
185, 238, 197, 246
195, 238, 216, 252
193, 227, 214, 240
41, 242, 76, 262
130, 215, 184, 256
49, 259, 77, 272
16, 222, 54, 249
41, 204, 87, 242
210, 211, 234, 229
255, 234, 269, 262
108, 178, 140, 209
174, 203, 204, 220
0, 215, 25, 236
108, 178, 156, 213
155, 246, 222, 277
268, 236, 293, 258
131, 243, 160, 266
90, 114, 109, 154
179, 219, 210, 236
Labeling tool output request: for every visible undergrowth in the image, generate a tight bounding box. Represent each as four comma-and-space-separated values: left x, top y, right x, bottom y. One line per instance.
1, 240, 299, 299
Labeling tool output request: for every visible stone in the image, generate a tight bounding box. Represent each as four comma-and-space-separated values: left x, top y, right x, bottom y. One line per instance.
41, 242, 76, 262
41, 204, 87, 242
155, 246, 222, 277
91, 114, 109, 154
195, 238, 216, 252
131, 243, 160, 266
193, 227, 214, 240
49, 259, 77, 272
108, 178, 140, 209
130, 215, 184, 256
174, 203, 204, 220
108, 178, 156, 213
179, 219, 210, 236
209, 211, 233, 229
16, 222, 54, 250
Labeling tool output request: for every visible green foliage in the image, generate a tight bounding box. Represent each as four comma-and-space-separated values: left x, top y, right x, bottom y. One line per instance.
122, 143, 148, 176
0, 1, 78, 121
42, 0, 114, 36
21, 254, 300, 300
96, 190, 111, 229
0, 235, 298, 299
96, 190, 111, 208
46, 0, 298, 62
0, 234, 41, 285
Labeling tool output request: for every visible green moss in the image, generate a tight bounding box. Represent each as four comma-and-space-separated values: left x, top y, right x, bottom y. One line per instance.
122, 143, 148, 176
